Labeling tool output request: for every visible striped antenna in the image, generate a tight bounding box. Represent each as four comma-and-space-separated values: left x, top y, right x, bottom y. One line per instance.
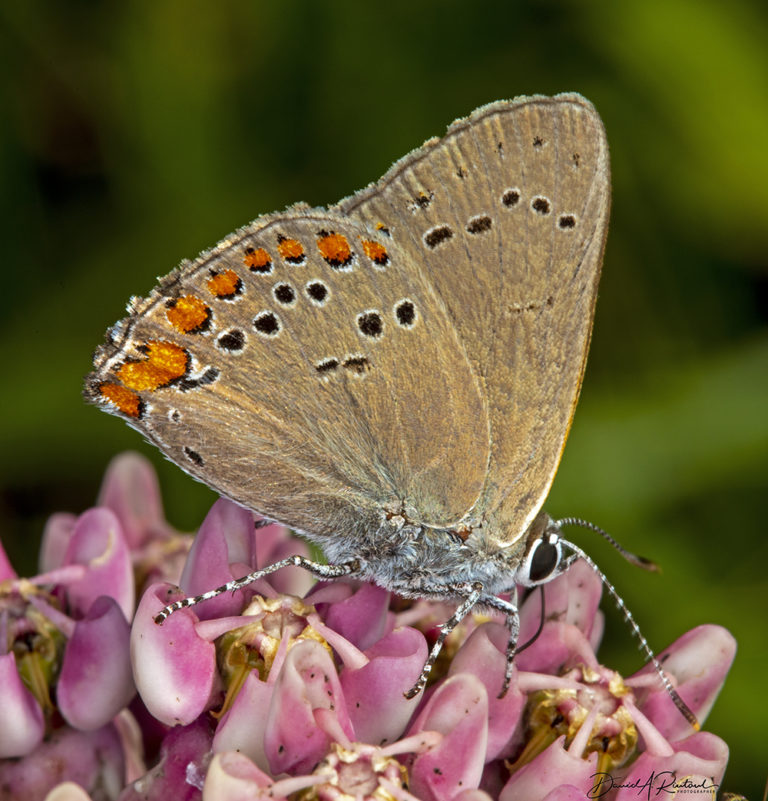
556, 520, 700, 731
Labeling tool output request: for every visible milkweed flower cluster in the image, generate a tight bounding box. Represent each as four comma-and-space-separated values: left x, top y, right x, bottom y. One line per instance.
0, 454, 735, 800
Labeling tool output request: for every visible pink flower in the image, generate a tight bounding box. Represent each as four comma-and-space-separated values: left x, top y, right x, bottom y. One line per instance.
95, 452, 194, 591
0, 453, 182, 795
128, 496, 735, 801
117, 718, 214, 801
0, 725, 124, 800
498, 561, 735, 799
1, 455, 738, 800
0, 510, 134, 759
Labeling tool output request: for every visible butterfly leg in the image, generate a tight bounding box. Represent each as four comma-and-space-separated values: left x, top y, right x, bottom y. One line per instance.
481, 592, 522, 698
502, 598, 520, 699
404, 581, 484, 699
153, 556, 361, 624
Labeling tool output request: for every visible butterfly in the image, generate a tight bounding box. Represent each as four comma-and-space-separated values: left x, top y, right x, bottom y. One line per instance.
85, 93, 694, 725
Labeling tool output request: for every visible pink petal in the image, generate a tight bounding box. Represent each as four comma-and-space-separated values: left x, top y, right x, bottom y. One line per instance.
253, 522, 313, 597
0, 538, 16, 581
630, 624, 736, 740
511, 561, 604, 680
542, 787, 588, 801
131, 583, 217, 725
340, 626, 427, 746
320, 582, 391, 651
0, 652, 45, 757
113, 708, 147, 783
454, 792, 494, 801
513, 620, 600, 676
0, 723, 123, 799
44, 782, 94, 801
204, 752, 331, 801
203, 752, 284, 801
500, 736, 598, 801
264, 639, 354, 775
518, 558, 603, 649
614, 731, 729, 800
407, 674, 489, 801
58, 596, 135, 730
39, 513, 76, 572
62, 507, 134, 620
97, 451, 168, 549
179, 498, 258, 621
448, 622, 527, 761
119, 718, 213, 800
213, 670, 275, 773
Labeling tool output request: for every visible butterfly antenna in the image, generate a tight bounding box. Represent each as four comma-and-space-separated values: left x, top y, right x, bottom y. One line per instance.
556, 517, 660, 572
556, 531, 700, 731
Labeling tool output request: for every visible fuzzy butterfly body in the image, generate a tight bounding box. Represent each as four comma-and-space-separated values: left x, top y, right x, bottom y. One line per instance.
85, 93, 609, 600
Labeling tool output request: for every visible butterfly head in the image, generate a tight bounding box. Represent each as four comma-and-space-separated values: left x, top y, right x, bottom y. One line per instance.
513, 512, 572, 588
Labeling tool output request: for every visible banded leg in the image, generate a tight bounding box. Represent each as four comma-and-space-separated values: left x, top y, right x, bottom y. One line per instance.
154, 556, 361, 624
482, 592, 522, 698
404, 582, 484, 699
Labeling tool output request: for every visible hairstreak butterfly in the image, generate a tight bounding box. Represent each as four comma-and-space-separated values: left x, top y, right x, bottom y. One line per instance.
85, 93, 696, 725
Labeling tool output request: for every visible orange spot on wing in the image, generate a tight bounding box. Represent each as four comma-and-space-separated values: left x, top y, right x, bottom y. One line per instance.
207, 269, 242, 298
317, 232, 352, 266
99, 383, 143, 418
277, 236, 305, 263
362, 239, 389, 266
244, 247, 272, 272
117, 341, 189, 391
166, 295, 211, 333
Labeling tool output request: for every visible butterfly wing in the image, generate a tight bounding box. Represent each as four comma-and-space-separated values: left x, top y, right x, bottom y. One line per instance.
335, 93, 610, 545
85, 209, 490, 540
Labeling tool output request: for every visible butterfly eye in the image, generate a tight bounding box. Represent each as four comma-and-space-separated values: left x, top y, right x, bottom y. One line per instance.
519, 535, 562, 585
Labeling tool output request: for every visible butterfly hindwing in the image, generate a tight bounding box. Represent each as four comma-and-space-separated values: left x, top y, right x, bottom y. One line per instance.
336, 93, 610, 545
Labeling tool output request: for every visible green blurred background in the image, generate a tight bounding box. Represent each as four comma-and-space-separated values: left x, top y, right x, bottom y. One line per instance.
1, 0, 766, 794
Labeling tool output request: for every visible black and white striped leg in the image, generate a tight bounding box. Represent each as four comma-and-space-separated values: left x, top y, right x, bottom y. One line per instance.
502, 604, 520, 698
404, 582, 484, 700
153, 556, 361, 624
482, 592, 522, 698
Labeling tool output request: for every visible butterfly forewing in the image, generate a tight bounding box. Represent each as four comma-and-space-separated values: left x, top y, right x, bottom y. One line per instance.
86, 210, 489, 539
